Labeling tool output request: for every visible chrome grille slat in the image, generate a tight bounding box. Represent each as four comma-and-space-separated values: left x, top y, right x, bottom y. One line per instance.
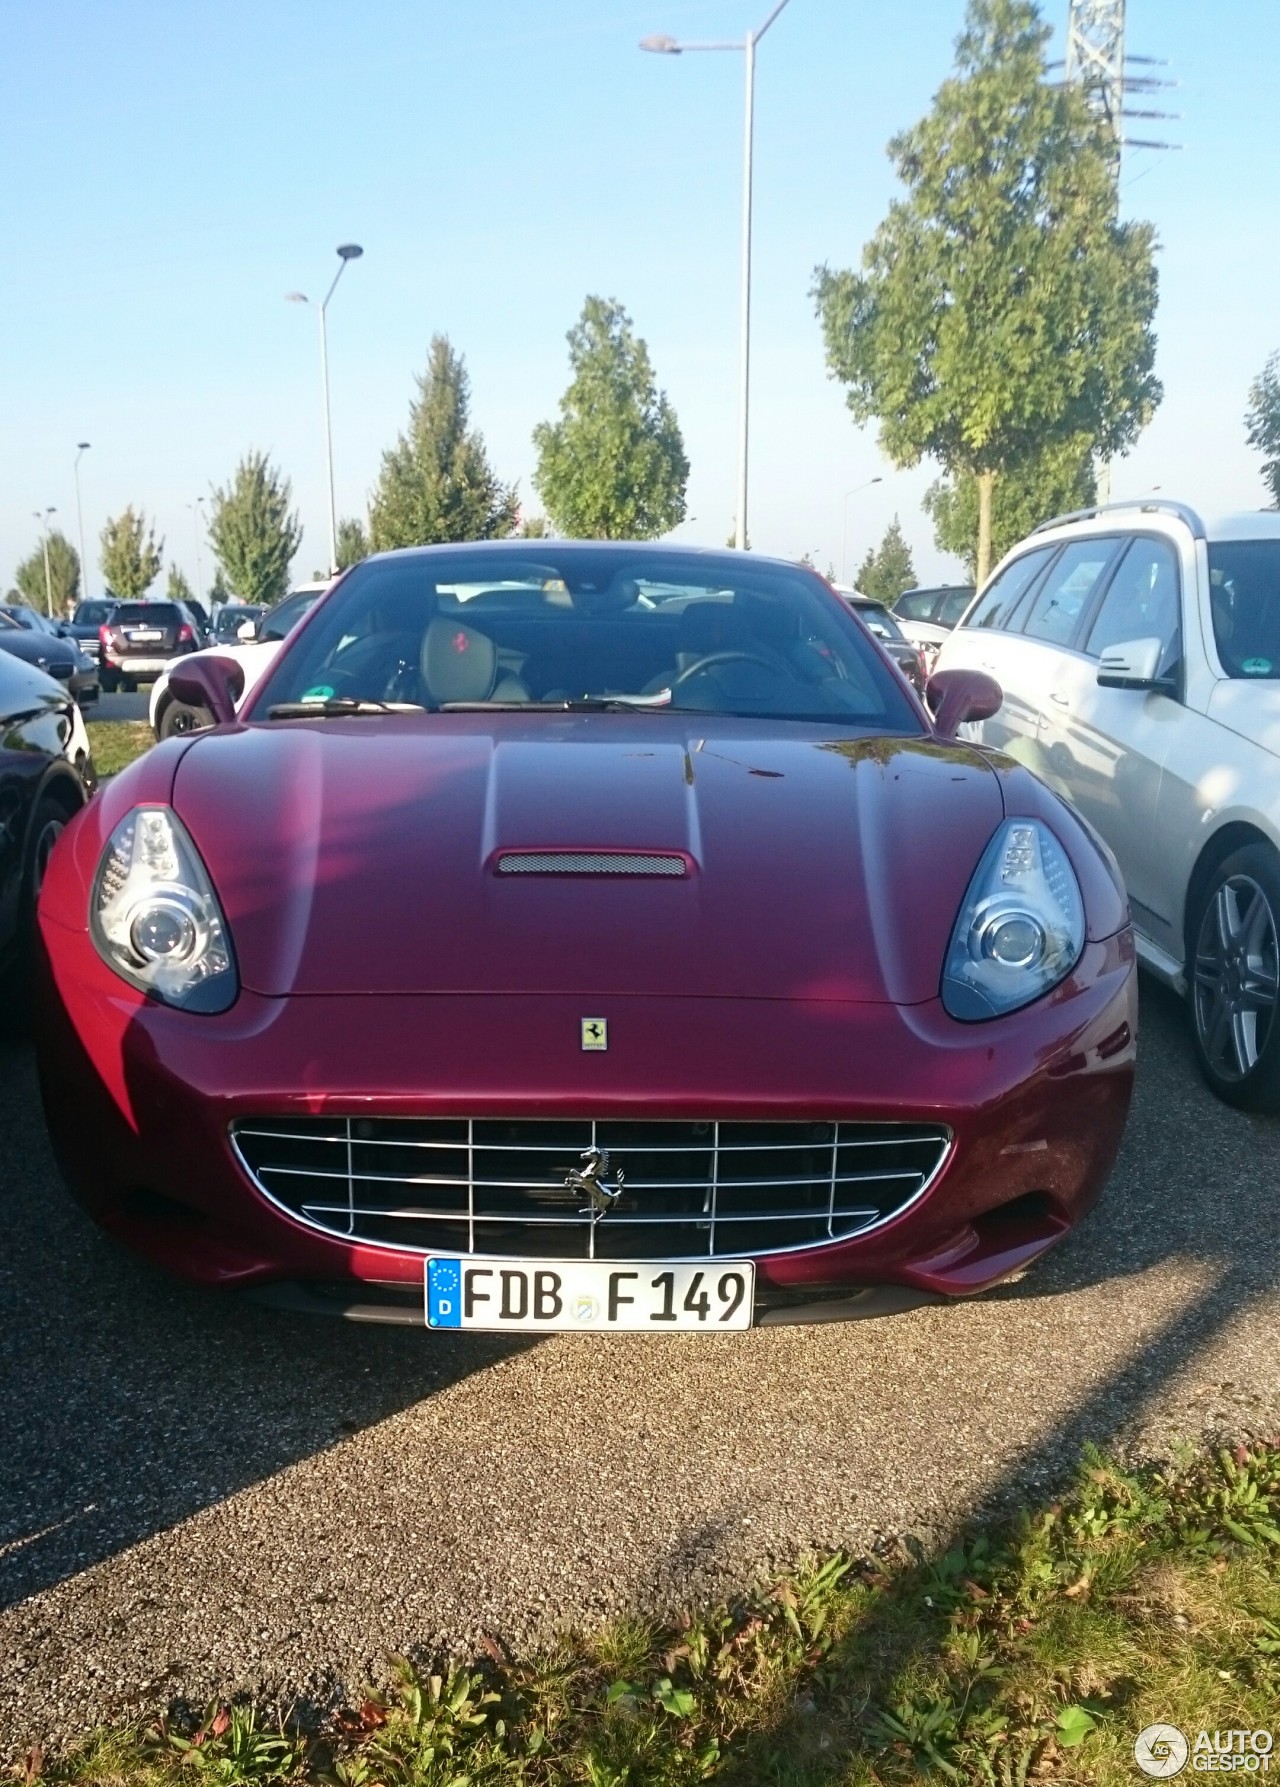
231, 1117, 951, 1261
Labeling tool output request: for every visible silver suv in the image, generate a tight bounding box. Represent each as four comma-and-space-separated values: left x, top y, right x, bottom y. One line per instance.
936, 499, 1280, 1111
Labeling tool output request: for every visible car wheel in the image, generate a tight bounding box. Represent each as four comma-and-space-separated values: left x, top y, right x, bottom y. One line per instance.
28, 799, 66, 900
159, 699, 215, 740
101, 671, 118, 693
121, 677, 136, 694
1189, 843, 1280, 1111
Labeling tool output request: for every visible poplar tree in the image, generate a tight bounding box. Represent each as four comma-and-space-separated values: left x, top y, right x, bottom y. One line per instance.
814, 0, 1160, 584
100, 507, 163, 599
206, 452, 302, 605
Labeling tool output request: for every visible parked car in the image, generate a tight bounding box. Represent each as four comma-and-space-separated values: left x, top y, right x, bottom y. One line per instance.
892, 585, 978, 670
64, 598, 118, 666
0, 651, 93, 1003
835, 590, 928, 694
149, 586, 327, 737
99, 600, 205, 693
0, 609, 99, 704
39, 541, 1136, 1330
211, 603, 264, 644
934, 499, 1280, 1111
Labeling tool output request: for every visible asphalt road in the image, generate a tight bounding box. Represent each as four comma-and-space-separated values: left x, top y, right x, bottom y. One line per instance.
2, 977, 1279, 1754
91, 688, 150, 724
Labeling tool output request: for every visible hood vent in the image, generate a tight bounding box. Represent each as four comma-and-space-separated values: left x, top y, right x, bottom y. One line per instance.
495, 850, 688, 878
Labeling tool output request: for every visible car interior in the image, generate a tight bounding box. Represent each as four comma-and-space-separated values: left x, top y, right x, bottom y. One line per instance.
256, 557, 917, 726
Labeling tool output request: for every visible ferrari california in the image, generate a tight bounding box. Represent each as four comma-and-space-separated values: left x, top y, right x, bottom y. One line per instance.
36, 543, 1136, 1330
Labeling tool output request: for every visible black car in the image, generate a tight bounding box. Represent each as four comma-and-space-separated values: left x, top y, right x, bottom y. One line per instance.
0, 652, 93, 1002
839, 593, 929, 694
0, 609, 100, 704
99, 600, 204, 692
63, 597, 119, 665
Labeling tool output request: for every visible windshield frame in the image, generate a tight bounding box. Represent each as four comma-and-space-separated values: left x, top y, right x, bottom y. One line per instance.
246, 545, 925, 734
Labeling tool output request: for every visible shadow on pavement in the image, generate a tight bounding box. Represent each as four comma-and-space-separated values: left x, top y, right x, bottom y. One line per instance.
0, 1023, 530, 1613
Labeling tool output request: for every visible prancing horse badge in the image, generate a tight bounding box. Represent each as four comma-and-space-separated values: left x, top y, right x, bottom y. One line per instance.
581, 1017, 608, 1051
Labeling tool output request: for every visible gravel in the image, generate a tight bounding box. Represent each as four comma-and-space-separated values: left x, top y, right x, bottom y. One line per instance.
2, 975, 1279, 1754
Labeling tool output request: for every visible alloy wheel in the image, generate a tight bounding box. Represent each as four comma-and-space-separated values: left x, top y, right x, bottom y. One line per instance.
1193, 873, 1280, 1081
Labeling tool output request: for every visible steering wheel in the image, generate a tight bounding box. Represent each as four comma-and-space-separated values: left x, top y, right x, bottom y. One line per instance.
669, 649, 791, 689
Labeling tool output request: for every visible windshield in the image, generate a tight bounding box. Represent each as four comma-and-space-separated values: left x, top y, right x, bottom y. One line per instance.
250, 547, 922, 729
1208, 542, 1280, 678
850, 602, 906, 643
260, 591, 321, 642
110, 602, 182, 625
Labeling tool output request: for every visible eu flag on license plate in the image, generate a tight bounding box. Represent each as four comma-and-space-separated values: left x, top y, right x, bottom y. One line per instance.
426, 1258, 462, 1327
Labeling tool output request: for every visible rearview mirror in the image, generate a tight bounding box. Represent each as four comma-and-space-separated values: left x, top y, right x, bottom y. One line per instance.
925, 667, 1002, 738
1096, 637, 1172, 692
168, 655, 245, 727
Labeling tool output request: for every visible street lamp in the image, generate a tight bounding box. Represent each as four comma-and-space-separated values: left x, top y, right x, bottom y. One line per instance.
32, 507, 57, 618
73, 443, 91, 603
841, 476, 883, 584
287, 242, 364, 576
641, 0, 794, 552
187, 498, 206, 606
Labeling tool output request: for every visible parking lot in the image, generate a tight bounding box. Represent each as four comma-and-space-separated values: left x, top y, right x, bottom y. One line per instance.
2, 969, 1279, 1752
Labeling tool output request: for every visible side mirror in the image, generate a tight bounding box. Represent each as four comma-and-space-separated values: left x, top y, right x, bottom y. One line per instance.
925, 667, 1002, 738
168, 654, 245, 727
236, 619, 258, 641
1096, 637, 1171, 691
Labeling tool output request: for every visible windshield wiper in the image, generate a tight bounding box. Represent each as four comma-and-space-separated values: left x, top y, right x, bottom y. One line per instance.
266, 698, 425, 719
440, 689, 676, 713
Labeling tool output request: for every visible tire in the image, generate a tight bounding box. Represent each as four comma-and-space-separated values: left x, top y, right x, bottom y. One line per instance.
0, 794, 69, 1020
120, 677, 136, 694
101, 671, 118, 694
159, 699, 215, 740
1188, 842, 1280, 1111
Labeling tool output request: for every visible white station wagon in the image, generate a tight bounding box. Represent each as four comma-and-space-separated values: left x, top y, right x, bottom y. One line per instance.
936, 500, 1280, 1111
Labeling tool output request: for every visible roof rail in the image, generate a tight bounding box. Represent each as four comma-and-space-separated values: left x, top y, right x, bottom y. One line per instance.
1031, 499, 1206, 540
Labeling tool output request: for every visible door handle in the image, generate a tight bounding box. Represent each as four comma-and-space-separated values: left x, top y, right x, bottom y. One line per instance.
1049, 691, 1070, 707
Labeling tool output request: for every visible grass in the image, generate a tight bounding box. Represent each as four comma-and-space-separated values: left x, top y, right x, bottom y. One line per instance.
18, 1441, 1280, 1786
86, 720, 154, 779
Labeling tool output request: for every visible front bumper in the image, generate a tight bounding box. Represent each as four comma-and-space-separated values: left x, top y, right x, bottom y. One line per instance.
36, 918, 1137, 1319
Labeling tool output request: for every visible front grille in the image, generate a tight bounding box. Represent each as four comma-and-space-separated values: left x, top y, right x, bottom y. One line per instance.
231, 1117, 950, 1260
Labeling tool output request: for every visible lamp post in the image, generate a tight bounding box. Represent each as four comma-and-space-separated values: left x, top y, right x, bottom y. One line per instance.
287, 242, 364, 576
32, 507, 57, 618
641, 0, 794, 552
841, 476, 883, 584
187, 498, 205, 606
73, 443, 91, 603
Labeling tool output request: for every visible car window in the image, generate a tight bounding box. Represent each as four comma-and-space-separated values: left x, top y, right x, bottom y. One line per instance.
252, 547, 922, 730
74, 601, 115, 625
892, 590, 938, 622
111, 603, 182, 625
965, 548, 1055, 631
260, 592, 321, 642
938, 588, 975, 627
851, 603, 906, 642
1208, 541, 1280, 679
1085, 538, 1181, 672
1020, 541, 1118, 647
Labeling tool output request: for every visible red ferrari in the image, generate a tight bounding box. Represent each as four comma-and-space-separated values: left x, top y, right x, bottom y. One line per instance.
36, 543, 1136, 1331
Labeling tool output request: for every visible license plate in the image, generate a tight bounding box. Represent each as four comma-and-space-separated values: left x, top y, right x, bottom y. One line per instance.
128, 628, 163, 641
425, 1256, 754, 1332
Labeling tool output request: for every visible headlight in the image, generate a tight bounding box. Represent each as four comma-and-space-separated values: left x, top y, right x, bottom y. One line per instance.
942, 819, 1084, 1020
90, 806, 238, 1012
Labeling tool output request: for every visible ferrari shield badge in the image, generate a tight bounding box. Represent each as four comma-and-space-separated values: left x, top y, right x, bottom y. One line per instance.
580, 1017, 608, 1051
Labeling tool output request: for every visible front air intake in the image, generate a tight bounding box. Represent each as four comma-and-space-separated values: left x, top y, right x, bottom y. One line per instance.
494, 851, 687, 877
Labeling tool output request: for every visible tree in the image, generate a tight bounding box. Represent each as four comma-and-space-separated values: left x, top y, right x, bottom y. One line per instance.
516, 514, 549, 539
813, 0, 1161, 584
369, 337, 517, 549
209, 568, 231, 607
336, 517, 370, 568
13, 530, 80, 616
854, 518, 917, 603
1246, 352, 1280, 508
166, 565, 195, 604
207, 451, 302, 605
532, 296, 689, 539
100, 507, 163, 599
925, 434, 1096, 576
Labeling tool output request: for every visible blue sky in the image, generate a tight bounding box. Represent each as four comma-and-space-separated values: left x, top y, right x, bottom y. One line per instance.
2, 0, 1276, 598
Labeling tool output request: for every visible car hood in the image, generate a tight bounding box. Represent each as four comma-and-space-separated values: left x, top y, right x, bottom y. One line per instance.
0, 632, 78, 669
171, 717, 1004, 1003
